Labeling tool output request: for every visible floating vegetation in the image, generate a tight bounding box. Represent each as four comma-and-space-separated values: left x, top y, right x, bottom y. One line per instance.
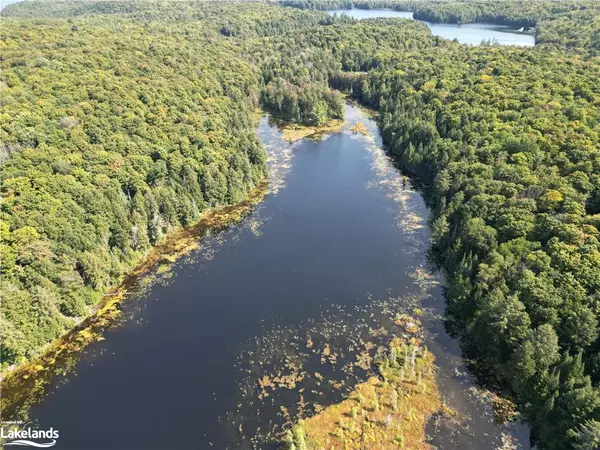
492, 395, 519, 424
220, 105, 525, 450
349, 120, 369, 135
259, 115, 296, 195
344, 104, 428, 255
225, 292, 445, 448
394, 313, 422, 334
283, 335, 445, 450
217, 105, 454, 447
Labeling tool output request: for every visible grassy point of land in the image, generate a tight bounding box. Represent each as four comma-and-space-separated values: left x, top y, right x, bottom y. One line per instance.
283, 335, 447, 450
281, 119, 345, 142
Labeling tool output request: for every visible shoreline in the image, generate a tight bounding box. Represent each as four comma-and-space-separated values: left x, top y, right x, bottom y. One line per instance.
0, 111, 348, 423
0, 180, 269, 421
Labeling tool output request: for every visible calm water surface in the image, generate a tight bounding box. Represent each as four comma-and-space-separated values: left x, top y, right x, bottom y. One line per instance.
23, 105, 530, 449
327, 9, 536, 46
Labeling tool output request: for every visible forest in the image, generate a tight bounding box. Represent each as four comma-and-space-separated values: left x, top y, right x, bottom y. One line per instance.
1, 1, 600, 449
281, 0, 600, 51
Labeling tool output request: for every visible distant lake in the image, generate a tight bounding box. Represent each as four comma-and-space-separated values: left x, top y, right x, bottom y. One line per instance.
327, 9, 536, 46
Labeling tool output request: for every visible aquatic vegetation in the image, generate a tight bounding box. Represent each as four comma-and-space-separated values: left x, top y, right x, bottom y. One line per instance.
3, 2, 599, 447
283, 335, 444, 450
349, 121, 369, 136
228, 285, 449, 447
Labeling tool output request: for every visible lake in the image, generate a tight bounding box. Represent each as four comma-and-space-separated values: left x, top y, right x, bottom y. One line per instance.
327, 9, 536, 46
14, 105, 530, 449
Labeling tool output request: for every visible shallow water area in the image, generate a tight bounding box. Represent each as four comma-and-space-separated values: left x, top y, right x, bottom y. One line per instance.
17, 104, 530, 449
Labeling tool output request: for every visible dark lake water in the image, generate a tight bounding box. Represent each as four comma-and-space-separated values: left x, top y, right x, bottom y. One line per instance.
327, 9, 536, 46
20, 104, 531, 449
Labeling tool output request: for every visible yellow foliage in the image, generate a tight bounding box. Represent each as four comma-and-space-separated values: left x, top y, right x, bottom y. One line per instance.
541, 189, 564, 204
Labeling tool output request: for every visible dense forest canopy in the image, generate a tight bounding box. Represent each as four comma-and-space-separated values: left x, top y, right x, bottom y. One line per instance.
0, 2, 288, 368
363, 44, 600, 450
1, 1, 600, 449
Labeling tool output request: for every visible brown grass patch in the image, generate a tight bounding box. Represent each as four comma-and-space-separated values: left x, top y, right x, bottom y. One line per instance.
349, 121, 369, 136
283, 337, 443, 450
281, 120, 344, 142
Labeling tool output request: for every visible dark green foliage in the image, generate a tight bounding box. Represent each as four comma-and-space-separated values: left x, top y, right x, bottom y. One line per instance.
263, 79, 345, 125
355, 33, 600, 450
0, 1, 350, 369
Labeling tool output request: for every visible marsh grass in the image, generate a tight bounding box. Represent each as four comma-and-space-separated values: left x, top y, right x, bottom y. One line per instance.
280, 119, 345, 142
284, 333, 448, 450
349, 121, 369, 136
